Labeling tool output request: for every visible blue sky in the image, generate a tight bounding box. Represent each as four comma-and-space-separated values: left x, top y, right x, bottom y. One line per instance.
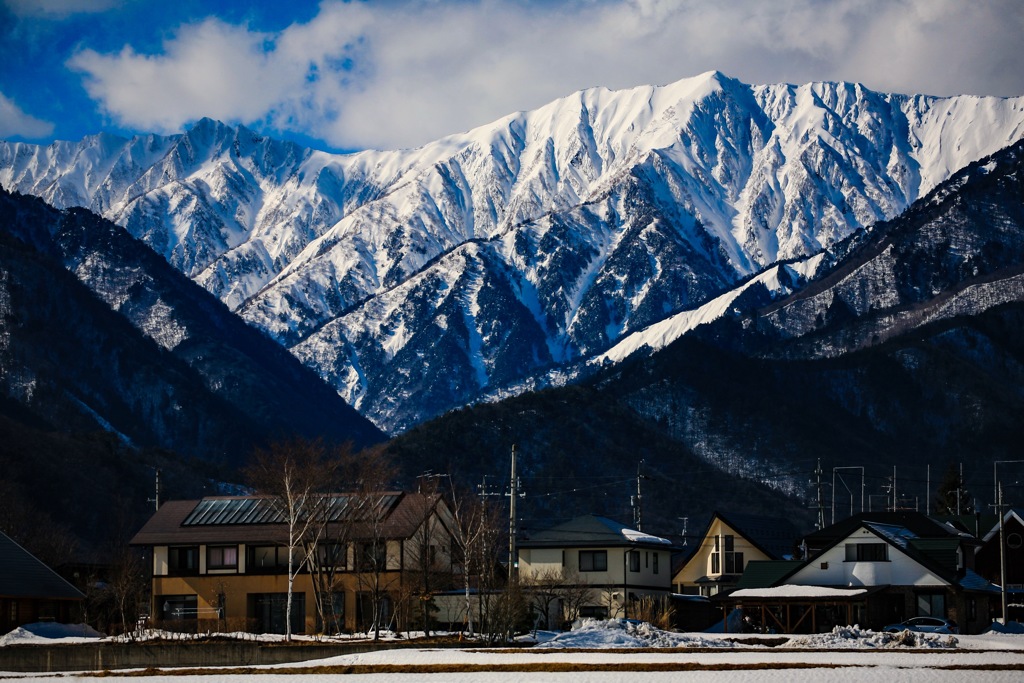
2, 0, 1023, 153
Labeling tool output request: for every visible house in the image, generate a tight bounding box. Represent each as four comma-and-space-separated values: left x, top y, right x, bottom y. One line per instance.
672, 511, 800, 597
129, 492, 457, 635
516, 515, 674, 626
721, 511, 996, 634
974, 507, 1024, 622
0, 531, 85, 633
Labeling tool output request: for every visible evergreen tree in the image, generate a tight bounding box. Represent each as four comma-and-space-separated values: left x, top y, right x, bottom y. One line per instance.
934, 463, 973, 515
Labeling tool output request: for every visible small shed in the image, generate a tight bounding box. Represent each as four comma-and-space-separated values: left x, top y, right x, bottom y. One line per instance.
0, 532, 84, 633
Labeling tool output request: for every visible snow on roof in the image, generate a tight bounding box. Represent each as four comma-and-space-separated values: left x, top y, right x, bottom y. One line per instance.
620, 526, 673, 545
731, 585, 868, 599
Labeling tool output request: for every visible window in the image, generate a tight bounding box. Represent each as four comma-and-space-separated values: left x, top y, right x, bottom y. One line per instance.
207, 545, 238, 570
168, 546, 199, 575
317, 543, 346, 570
917, 593, 945, 618
629, 551, 640, 572
725, 552, 744, 574
579, 605, 608, 619
160, 594, 198, 620
711, 544, 743, 575
653, 552, 659, 574
360, 542, 387, 569
248, 545, 288, 573
845, 543, 888, 562
724, 535, 734, 552
579, 550, 607, 572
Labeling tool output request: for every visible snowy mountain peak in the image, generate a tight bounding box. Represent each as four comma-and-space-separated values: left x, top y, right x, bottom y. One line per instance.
2, 72, 1023, 431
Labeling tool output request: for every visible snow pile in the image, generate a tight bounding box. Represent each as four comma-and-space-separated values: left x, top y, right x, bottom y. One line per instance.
0, 622, 103, 646
782, 625, 958, 649
535, 619, 737, 649
987, 621, 1024, 635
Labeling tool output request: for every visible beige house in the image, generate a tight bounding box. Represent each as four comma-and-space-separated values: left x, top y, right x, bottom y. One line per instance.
673, 512, 798, 597
518, 515, 674, 626
130, 492, 457, 635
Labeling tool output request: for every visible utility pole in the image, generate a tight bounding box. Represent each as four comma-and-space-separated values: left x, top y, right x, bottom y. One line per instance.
147, 468, 161, 511
815, 459, 825, 531
506, 445, 524, 584
998, 483, 1008, 625
632, 459, 648, 531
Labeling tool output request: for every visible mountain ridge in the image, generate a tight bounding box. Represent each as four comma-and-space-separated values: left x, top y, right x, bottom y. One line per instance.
3, 72, 1023, 431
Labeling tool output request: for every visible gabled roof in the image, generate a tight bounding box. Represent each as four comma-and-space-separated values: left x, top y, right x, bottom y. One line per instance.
0, 532, 84, 601
699, 511, 801, 561
777, 519, 996, 593
734, 560, 805, 590
130, 492, 441, 546
519, 515, 672, 549
802, 511, 972, 551
980, 508, 1024, 543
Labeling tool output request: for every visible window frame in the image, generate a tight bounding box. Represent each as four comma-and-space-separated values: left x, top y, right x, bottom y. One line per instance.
206, 545, 239, 570
579, 550, 608, 572
845, 542, 889, 562
167, 545, 199, 576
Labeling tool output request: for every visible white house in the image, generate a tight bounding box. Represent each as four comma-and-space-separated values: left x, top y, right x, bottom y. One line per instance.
725, 513, 997, 634
517, 515, 675, 626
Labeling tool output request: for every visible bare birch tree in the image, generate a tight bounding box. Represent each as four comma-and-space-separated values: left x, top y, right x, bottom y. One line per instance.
245, 438, 340, 641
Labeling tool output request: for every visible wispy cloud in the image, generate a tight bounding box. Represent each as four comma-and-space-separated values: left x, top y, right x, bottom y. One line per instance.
2, 0, 120, 18
0, 91, 54, 138
64, 0, 1024, 150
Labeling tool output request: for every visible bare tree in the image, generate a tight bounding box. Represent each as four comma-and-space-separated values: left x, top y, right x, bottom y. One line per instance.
558, 570, 594, 627
245, 438, 340, 641
402, 476, 445, 637
345, 445, 399, 640
446, 482, 503, 638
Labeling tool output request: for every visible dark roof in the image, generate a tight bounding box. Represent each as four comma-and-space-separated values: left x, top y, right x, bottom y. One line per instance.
0, 532, 84, 601
704, 511, 802, 560
802, 511, 970, 551
131, 492, 438, 546
518, 515, 674, 549
734, 560, 805, 590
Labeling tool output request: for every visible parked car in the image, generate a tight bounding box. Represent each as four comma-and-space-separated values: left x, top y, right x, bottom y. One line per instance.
883, 616, 959, 634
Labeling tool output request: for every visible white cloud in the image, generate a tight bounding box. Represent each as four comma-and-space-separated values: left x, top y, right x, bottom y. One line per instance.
0, 91, 54, 138
65, 0, 1024, 150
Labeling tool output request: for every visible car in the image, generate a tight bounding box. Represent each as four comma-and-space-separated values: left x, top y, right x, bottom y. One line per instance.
882, 616, 959, 634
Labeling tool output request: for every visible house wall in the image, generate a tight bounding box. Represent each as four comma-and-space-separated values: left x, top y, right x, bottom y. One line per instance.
519, 545, 671, 620
788, 528, 946, 588
976, 516, 1024, 590
672, 518, 773, 595
145, 508, 459, 635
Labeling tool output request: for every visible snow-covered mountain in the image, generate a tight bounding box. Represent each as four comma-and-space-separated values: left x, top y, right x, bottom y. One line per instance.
2, 71, 1023, 432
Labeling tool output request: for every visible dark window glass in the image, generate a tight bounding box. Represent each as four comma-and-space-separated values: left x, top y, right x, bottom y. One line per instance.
168, 546, 199, 575
629, 551, 640, 572
579, 550, 608, 572
160, 594, 198, 620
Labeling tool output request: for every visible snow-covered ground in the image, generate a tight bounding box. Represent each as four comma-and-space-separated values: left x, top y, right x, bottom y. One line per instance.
2, 619, 1024, 681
